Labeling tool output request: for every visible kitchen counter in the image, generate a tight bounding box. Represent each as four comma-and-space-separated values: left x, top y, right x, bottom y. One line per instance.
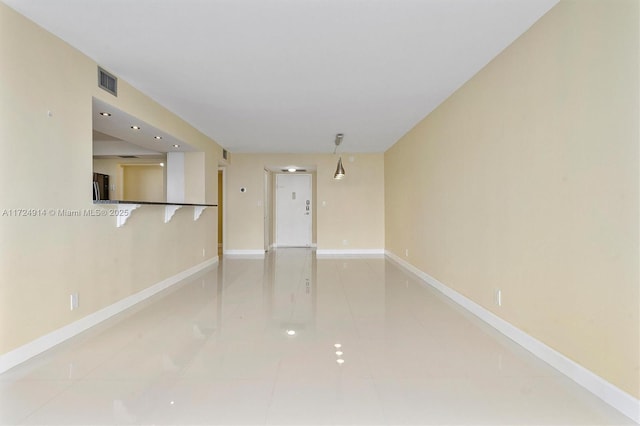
94, 200, 217, 207
93, 200, 217, 226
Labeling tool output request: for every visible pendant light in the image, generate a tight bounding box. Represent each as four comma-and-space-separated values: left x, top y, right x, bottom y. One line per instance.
333, 133, 345, 180
334, 157, 345, 180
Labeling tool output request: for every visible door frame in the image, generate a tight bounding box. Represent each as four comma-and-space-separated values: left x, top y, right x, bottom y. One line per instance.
218, 167, 226, 256
264, 169, 271, 252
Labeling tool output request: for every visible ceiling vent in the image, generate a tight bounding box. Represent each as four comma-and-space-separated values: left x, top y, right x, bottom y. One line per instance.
222, 149, 229, 161
98, 67, 118, 96
118, 155, 138, 159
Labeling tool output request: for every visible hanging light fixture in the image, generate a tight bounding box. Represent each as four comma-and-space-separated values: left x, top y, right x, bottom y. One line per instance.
333, 133, 345, 180
334, 157, 345, 180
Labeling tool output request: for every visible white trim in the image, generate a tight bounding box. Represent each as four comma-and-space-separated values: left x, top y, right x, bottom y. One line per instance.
115, 203, 140, 227
223, 250, 266, 258
272, 243, 317, 249
385, 250, 640, 424
193, 205, 207, 221
0, 257, 218, 375
316, 249, 385, 258
164, 205, 182, 223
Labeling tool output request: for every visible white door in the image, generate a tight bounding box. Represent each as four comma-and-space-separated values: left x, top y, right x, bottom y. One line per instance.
276, 174, 312, 247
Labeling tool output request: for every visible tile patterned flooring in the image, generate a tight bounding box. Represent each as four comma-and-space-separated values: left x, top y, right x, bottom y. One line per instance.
0, 249, 634, 425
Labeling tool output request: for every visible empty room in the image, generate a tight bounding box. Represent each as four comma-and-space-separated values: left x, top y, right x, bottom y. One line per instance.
0, 0, 638, 424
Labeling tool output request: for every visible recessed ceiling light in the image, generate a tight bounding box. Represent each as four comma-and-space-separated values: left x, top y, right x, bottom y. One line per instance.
131, 125, 141, 130
173, 144, 180, 148
288, 168, 296, 173
154, 136, 162, 140
334, 343, 342, 348
336, 359, 345, 365
160, 162, 165, 167
99, 112, 111, 117
286, 329, 296, 336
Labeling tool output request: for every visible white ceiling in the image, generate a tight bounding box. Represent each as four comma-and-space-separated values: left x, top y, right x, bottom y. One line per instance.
92, 97, 197, 157
92, 131, 164, 158
4, 0, 558, 154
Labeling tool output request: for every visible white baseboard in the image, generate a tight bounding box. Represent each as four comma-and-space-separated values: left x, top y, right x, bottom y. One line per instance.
385, 250, 640, 424
316, 249, 385, 258
0, 257, 219, 375
223, 249, 265, 258
271, 244, 318, 249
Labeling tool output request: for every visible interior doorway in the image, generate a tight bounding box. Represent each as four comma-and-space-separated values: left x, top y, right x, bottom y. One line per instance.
217, 169, 224, 256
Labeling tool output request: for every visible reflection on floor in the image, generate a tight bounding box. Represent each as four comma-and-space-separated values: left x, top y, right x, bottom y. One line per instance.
0, 249, 633, 425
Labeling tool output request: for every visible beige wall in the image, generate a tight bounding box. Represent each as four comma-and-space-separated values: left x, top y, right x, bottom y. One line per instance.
226, 153, 384, 252
0, 3, 220, 355
122, 165, 164, 202
93, 157, 167, 201
184, 152, 206, 204
385, 0, 639, 398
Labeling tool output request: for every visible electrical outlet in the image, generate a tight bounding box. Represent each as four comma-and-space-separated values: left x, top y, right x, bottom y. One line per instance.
202, 248, 206, 257
405, 249, 409, 257
70, 293, 79, 310
495, 289, 502, 307
342, 239, 348, 246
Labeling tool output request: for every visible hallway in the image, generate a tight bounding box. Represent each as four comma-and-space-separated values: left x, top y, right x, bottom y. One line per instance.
0, 250, 632, 424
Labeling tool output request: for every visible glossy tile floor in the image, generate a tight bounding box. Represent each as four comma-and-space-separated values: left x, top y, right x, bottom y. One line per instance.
0, 249, 633, 425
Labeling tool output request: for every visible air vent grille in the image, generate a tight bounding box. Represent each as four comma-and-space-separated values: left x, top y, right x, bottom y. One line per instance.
222, 149, 229, 161
98, 67, 117, 96
118, 155, 138, 159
